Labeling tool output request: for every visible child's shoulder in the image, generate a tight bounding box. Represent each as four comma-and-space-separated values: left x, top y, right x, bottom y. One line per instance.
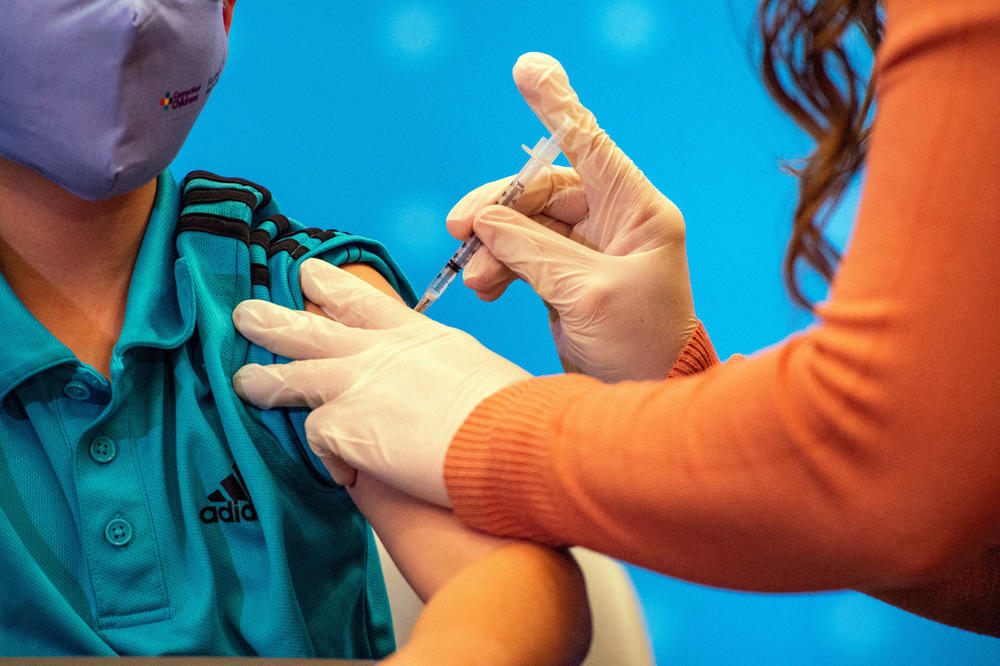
175, 169, 416, 306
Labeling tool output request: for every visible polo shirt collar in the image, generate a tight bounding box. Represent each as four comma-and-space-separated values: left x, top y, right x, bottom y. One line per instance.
0, 171, 196, 399
0, 271, 75, 399
116, 170, 196, 354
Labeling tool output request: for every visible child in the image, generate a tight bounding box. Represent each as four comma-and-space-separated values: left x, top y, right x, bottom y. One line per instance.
0, 1, 590, 661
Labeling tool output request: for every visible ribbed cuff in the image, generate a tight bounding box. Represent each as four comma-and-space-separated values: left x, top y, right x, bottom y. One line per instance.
444, 374, 600, 545
667, 320, 720, 377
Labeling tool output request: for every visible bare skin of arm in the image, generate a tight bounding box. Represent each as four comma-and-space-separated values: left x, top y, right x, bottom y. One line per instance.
312, 264, 591, 665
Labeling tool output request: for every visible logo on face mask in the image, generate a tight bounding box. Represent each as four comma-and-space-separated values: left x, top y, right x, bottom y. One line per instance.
206, 66, 223, 97
159, 84, 201, 111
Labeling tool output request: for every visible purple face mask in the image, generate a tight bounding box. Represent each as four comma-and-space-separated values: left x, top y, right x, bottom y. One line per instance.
0, 0, 229, 200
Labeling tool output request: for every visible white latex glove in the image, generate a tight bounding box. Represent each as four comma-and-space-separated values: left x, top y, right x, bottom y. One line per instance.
449, 52, 698, 383
231, 258, 531, 507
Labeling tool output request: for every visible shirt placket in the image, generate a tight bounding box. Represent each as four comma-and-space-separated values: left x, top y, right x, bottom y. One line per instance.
58, 363, 170, 627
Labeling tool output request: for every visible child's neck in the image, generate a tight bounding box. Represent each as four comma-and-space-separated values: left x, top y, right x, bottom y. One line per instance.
0, 157, 157, 378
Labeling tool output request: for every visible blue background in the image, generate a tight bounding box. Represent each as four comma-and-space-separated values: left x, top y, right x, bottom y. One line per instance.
174, 2, 1000, 663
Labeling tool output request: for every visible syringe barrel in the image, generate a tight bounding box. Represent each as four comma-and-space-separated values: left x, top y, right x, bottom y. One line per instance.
512, 150, 551, 190
425, 235, 483, 295
452, 234, 483, 266
425, 268, 457, 297
497, 126, 569, 208
497, 179, 526, 207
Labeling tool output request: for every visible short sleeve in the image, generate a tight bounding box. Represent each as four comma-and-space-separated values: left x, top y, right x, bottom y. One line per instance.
249, 214, 417, 483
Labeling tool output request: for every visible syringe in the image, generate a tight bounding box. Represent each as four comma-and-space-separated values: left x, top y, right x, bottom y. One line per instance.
414, 122, 570, 313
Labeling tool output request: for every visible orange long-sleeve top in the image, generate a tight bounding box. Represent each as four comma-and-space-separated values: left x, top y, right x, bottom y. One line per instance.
444, 0, 1000, 601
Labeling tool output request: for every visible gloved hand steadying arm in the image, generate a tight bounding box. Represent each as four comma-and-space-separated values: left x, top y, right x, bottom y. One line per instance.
450, 52, 698, 382
232, 258, 530, 507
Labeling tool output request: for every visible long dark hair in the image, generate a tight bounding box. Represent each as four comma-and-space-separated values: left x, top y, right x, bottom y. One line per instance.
758, 0, 884, 308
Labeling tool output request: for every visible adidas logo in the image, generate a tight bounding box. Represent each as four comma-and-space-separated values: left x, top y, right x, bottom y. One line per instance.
199, 463, 259, 524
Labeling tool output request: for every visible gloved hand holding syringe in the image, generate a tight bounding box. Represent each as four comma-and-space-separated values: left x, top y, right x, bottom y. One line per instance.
414, 122, 570, 313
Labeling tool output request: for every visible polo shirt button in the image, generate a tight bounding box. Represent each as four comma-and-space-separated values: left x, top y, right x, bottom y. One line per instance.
64, 381, 91, 401
89, 437, 117, 463
105, 518, 133, 546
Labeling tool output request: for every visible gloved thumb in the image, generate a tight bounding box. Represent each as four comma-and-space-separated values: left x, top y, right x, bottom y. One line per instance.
473, 204, 600, 307
299, 259, 415, 329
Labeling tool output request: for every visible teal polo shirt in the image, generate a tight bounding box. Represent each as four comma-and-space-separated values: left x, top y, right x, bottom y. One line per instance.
0, 171, 416, 657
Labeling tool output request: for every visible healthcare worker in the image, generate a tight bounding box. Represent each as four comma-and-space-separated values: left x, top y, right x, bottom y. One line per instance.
233, 0, 1000, 638
0, 1, 591, 661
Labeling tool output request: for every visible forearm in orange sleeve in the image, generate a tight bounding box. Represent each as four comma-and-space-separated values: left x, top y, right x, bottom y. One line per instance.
862, 543, 1000, 638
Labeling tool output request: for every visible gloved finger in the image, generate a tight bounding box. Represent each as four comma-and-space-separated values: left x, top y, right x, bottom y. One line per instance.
446, 166, 585, 241
445, 177, 509, 241
304, 402, 454, 508
232, 360, 353, 410
473, 205, 601, 308
542, 168, 588, 224
463, 212, 571, 300
299, 259, 415, 329
233, 299, 371, 359
319, 454, 358, 487
303, 403, 372, 478
463, 244, 517, 299
466, 268, 517, 302
513, 53, 644, 203
471, 277, 517, 303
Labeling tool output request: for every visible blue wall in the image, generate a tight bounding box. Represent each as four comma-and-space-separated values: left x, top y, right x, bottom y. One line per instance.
174, 2, 1000, 663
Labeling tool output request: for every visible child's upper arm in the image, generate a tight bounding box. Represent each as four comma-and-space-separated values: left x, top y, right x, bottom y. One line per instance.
348, 471, 514, 601
338, 263, 404, 299
304, 264, 592, 663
